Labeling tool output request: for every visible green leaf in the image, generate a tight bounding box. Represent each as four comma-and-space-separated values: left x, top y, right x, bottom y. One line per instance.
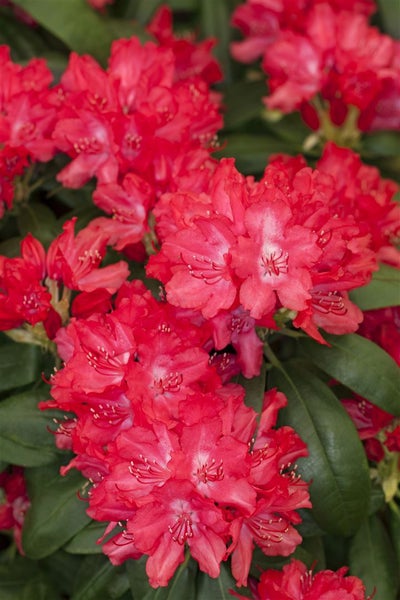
0, 559, 40, 600
40, 551, 84, 598
12, 0, 146, 65
377, 0, 400, 38
0, 7, 49, 60
22, 462, 91, 559
64, 520, 108, 554
362, 131, 400, 156
200, 0, 233, 82
17, 202, 60, 247
0, 343, 42, 392
142, 556, 197, 600
196, 562, 239, 600
349, 514, 399, 600
238, 360, 266, 414
0, 388, 63, 467
126, 557, 150, 600
71, 555, 129, 600
349, 263, 400, 310
269, 362, 371, 536
389, 502, 400, 571
298, 334, 400, 416
215, 134, 298, 174
223, 80, 266, 130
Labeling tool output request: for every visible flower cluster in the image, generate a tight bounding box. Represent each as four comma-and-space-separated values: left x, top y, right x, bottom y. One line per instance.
0, 467, 30, 555
148, 142, 398, 345
231, 0, 400, 134
232, 558, 372, 600
0, 46, 57, 216
40, 281, 311, 587
0, 218, 128, 337
0, 2, 398, 597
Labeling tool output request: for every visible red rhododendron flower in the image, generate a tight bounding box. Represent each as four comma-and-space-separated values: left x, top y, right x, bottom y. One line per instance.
0, 467, 30, 555
250, 558, 372, 599
147, 5, 223, 84
41, 282, 310, 588
149, 149, 385, 343
231, 1, 399, 133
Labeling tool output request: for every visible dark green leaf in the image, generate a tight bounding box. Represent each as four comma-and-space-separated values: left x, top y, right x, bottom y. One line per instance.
238, 360, 266, 414
72, 555, 129, 600
40, 551, 84, 597
362, 131, 400, 156
0, 7, 49, 61
323, 534, 349, 571
126, 556, 150, 600
389, 502, 400, 571
22, 462, 91, 559
64, 520, 109, 554
0, 343, 42, 392
298, 334, 400, 416
223, 80, 266, 129
269, 362, 371, 536
299, 535, 326, 570
349, 263, 400, 310
196, 562, 239, 600
349, 514, 399, 600
200, 0, 233, 82
0, 388, 63, 467
377, 0, 400, 38
296, 507, 325, 538
142, 556, 197, 600
17, 202, 59, 246
368, 483, 386, 515
215, 134, 299, 174
0, 558, 39, 600
12, 0, 145, 65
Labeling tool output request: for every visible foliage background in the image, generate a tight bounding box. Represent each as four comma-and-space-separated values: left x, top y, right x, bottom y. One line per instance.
0, 0, 399, 599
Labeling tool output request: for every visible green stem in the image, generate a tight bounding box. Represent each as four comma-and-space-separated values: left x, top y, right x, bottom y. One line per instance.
263, 339, 283, 371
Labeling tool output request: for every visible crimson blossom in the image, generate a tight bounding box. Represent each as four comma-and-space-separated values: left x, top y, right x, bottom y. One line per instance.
232, 558, 372, 600
0, 467, 30, 555
231, 0, 400, 134
40, 281, 311, 587
148, 143, 397, 345
0, 46, 57, 216
0, 218, 128, 338
51, 16, 222, 253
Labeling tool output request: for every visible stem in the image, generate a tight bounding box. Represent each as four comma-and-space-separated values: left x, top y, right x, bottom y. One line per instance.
263, 339, 283, 371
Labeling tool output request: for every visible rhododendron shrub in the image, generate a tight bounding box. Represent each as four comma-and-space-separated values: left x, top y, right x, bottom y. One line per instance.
231, 0, 400, 143
0, 1, 399, 599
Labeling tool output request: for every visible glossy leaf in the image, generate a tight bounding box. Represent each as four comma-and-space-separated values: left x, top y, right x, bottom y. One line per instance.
349, 514, 399, 600
0, 559, 40, 600
238, 361, 266, 414
378, 0, 400, 38
349, 263, 400, 310
0, 343, 42, 392
0, 388, 63, 467
223, 80, 266, 129
64, 520, 109, 554
269, 362, 371, 536
17, 202, 60, 246
22, 462, 91, 559
142, 557, 197, 600
298, 334, 400, 416
71, 555, 129, 600
126, 557, 150, 600
389, 502, 400, 571
215, 134, 299, 174
196, 562, 240, 600
12, 0, 145, 65
200, 0, 233, 82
